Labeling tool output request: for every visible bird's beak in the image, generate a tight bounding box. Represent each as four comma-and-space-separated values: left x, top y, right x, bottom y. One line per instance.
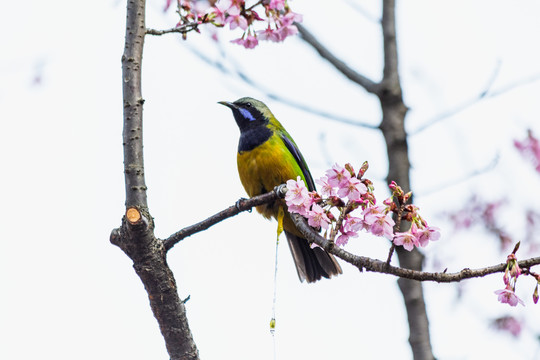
218, 100, 237, 110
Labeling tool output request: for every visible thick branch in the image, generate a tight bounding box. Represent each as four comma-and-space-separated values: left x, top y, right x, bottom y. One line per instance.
290, 213, 540, 282
122, 0, 148, 208
110, 214, 198, 360
381, 0, 400, 89
296, 23, 380, 94
379, 1, 432, 359
116, 1, 199, 359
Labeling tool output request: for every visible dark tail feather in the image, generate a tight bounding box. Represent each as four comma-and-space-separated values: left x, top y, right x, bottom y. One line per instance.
285, 231, 343, 283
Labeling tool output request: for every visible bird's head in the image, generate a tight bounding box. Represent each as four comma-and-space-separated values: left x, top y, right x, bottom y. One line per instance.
219, 97, 275, 132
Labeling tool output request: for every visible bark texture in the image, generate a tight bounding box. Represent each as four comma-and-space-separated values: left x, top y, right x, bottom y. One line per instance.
111, 0, 199, 358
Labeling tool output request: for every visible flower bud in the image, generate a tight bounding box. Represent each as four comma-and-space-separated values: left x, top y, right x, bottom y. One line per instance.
345, 163, 356, 177
327, 196, 345, 207
358, 161, 369, 178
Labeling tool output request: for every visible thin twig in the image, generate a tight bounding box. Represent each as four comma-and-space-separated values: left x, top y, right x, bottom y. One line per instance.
329, 202, 353, 242
411, 72, 540, 135
146, 22, 201, 35
387, 202, 403, 264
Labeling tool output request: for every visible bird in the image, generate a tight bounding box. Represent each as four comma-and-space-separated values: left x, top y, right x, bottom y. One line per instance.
219, 97, 342, 283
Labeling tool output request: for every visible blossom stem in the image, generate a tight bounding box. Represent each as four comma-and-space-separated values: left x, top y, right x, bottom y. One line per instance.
330, 202, 353, 242
386, 243, 396, 265
246, 0, 264, 11
386, 202, 404, 264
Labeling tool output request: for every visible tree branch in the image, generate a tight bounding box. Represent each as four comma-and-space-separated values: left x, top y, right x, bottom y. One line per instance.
296, 23, 380, 94
164, 188, 284, 251
112, 1, 199, 359
381, 0, 400, 90
164, 184, 540, 283
123, 0, 148, 208
378, 1, 432, 359
290, 213, 540, 282
146, 22, 201, 35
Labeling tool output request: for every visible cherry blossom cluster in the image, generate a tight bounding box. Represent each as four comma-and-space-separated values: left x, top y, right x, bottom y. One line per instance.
494, 242, 540, 307
514, 129, 540, 174
284, 162, 440, 251
165, 0, 302, 49
494, 243, 526, 306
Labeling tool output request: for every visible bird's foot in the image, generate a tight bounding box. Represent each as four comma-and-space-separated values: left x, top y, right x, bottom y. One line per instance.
235, 198, 251, 212
274, 184, 288, 198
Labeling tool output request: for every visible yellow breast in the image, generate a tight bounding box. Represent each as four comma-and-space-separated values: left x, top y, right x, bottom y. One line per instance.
237, 134, 305, 220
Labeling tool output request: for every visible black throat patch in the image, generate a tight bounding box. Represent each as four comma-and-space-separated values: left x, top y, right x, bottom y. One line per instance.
238, 126, 272, 153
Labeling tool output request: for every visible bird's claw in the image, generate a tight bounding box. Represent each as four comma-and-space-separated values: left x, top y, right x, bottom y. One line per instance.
274, 184, 288, 198
235, 198, 250, 212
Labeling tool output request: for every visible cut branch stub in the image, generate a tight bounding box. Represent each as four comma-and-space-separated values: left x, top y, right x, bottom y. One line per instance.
126, 207, 142, 224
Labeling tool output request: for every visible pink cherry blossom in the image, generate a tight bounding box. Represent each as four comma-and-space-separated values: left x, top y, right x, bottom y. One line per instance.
256, 26, 281, 42
242, 34, 258, 49
344, 216, 364, 232
209, 0, 232, 25
494, 286, 525, 307
336, 231, 353, 247
413, 223, 441, 247
288, 203, 307, 216
362, 205, 386, 226
267, 0, 285, 10
276, 24, 298, 41
325, 163, 351, 188
368, 213, 395, 239
336, 216, 363, 247
230, 37, 246, 47
307, 204, 330, 230
316, 176, 336, 197
231, 34, 259, 49
279, 11, 303, 27
285, 176, 309, 206
337, 177, 367, 201
226, 6, 248, 30
393, 231, 419, 251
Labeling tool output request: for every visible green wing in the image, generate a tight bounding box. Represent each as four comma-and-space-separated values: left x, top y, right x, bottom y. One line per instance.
280, 133, 316, 192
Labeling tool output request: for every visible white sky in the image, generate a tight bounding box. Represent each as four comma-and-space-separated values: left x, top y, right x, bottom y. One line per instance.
2, 0, 540, 359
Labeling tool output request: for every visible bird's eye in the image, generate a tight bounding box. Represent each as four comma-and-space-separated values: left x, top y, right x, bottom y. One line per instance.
245, 102, 252, 108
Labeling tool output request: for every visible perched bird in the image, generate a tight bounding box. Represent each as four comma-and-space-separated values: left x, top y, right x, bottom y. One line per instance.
219, 97, 342, 283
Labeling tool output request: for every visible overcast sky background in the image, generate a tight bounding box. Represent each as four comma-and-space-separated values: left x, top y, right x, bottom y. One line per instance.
2, 0, 540, 359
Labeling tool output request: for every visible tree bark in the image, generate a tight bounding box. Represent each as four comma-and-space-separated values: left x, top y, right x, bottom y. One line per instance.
111, 0, 199, 358
378, 1, 434, 359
